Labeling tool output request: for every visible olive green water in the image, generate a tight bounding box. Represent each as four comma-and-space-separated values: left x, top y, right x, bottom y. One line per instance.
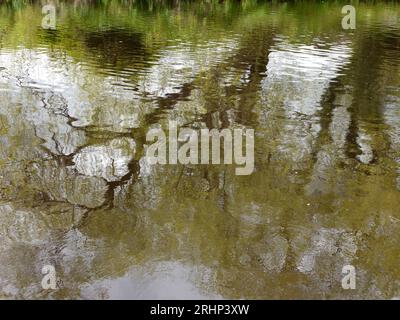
0, 0, 399, 299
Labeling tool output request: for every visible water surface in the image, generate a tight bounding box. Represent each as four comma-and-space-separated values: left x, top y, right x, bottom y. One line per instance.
0, 0, 400, 299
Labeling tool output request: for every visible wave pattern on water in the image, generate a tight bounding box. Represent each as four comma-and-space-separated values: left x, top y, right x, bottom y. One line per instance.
0, 1, 400, 300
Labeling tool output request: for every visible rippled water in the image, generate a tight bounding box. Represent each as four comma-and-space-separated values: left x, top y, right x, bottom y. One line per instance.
0, 1, 399, 299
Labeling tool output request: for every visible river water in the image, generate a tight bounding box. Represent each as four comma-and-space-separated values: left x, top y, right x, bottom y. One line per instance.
0, 0, 399, 299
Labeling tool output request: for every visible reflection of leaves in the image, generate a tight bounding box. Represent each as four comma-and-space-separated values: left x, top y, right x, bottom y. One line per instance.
0, 114, 9, 135
84, 29, 146, 68
27, 161, 109, 209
